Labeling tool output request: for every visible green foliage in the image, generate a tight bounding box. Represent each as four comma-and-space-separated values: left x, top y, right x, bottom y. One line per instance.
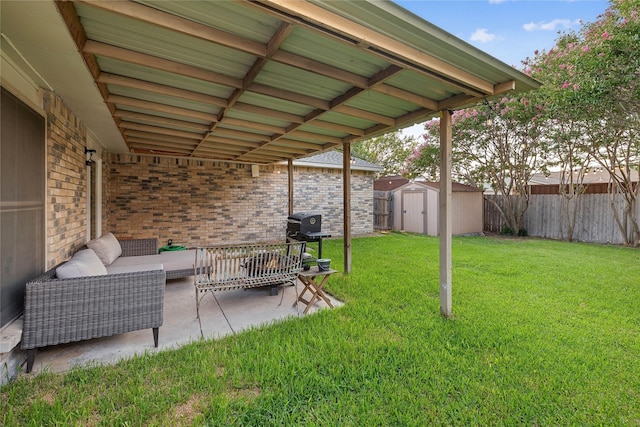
500, 225, 513, 236
407, 98, 546, 189
525, 0, 640, 124
351, 131, 417, 177
3, 235, 640, 425
500, 226, 528, 237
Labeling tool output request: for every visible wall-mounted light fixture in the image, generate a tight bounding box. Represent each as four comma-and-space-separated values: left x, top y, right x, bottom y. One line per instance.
85, 148, 96, 166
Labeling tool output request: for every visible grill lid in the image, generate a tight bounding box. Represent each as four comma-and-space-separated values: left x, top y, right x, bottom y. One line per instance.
288, 212, 317, 222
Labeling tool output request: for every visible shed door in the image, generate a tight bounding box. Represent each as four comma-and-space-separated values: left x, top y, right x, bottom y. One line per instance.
402, 191, 425, 233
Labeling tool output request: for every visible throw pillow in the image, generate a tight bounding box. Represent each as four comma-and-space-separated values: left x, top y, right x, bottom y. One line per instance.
86, 232, 122, 265
56, 249, 108, 279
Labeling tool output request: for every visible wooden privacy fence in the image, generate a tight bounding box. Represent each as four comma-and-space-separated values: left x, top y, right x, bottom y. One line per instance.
373, 191, 393, 231
483, 195, 507, 233
484, 193, 640, 244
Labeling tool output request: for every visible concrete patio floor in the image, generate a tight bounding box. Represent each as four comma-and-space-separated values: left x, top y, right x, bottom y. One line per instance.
26, 276, 341, 375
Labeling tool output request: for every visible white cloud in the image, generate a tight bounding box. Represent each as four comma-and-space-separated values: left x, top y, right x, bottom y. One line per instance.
401, 123, 425, 141
470, 28, 497, 43
523, 19, 577, 32
488, 0, 506, 3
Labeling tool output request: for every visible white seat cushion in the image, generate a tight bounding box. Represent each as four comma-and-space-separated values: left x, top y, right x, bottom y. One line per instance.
87, 232, 122, 266
109, 250, 195, 273
56, 249, 108, 279
106, 263, 164, 275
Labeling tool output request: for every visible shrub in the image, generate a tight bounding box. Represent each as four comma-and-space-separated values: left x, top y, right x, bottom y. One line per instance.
501, 226, 528, 236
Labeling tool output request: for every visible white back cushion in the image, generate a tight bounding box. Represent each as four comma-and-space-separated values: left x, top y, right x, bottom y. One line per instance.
56, 249, 108, 279
86, 232, 122, 265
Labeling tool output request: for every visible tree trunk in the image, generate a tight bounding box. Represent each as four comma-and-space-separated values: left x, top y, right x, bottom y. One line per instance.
609, 192, 630, 245
560, 192, 582, 242
560, 197, 574, 242
623, 199, 640, 247
487, 194, 528, 236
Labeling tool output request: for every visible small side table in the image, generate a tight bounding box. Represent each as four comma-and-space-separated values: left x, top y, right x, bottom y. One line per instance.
296, 267, 337, 314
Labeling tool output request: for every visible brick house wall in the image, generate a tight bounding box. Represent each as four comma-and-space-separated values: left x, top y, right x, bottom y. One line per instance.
291, 166, 373, 237
103, 153, 375, 248
43, 91, 88, 268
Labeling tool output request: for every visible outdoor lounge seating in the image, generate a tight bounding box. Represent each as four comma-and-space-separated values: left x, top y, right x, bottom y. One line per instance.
193, 241, 306, 319
20, 233, 193, 373
21, 263, 165, 373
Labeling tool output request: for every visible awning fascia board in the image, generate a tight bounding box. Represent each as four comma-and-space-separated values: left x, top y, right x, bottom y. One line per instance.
248, 0, 497, 96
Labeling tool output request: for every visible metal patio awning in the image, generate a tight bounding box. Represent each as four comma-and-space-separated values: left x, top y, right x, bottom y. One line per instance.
3, 0, 539, 164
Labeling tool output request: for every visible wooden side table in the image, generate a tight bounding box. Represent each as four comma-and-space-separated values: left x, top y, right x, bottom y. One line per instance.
296, 267, 336, 314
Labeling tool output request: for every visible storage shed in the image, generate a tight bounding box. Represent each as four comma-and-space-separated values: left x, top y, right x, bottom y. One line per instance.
390, 181, 483, 236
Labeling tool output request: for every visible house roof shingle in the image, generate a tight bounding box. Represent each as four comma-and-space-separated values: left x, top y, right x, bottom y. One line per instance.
293, 151, 383, 172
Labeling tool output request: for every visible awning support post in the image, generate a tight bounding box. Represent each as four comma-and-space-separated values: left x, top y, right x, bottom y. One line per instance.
439, 109, 453, 317
343, 143, 352, 274
287, 159, 294, 216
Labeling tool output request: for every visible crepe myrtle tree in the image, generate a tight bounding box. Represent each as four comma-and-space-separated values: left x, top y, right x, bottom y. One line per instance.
548, 120, 592, 242
406, 97, 547, 236
531, 94, 593, 242
522, 35, 593, 243
524, 0, 640, 245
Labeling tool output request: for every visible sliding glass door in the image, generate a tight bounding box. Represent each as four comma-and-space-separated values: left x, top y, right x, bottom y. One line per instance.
0, 87, 45, 328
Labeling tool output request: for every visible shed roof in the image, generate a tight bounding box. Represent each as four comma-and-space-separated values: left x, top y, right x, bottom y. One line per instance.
374, 175, 410, 191
421, 181, 483, 193
1, 0, 540, 164
393, 181, 482, 193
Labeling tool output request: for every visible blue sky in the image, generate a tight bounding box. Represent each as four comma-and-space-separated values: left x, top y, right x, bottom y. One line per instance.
395, 0, 610, 139
395, 0, 609, 67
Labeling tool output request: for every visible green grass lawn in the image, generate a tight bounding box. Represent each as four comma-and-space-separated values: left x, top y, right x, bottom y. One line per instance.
3, 234, 639, 426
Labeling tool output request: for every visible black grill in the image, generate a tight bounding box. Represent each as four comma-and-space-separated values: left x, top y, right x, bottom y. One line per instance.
286, 212, 331, 258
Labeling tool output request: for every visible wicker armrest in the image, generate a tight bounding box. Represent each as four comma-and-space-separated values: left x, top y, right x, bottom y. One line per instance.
21, 267, 166, 351
120, 238, 158, 256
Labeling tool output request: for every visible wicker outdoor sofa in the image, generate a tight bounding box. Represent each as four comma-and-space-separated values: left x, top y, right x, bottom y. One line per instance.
21, 235, 195, 373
